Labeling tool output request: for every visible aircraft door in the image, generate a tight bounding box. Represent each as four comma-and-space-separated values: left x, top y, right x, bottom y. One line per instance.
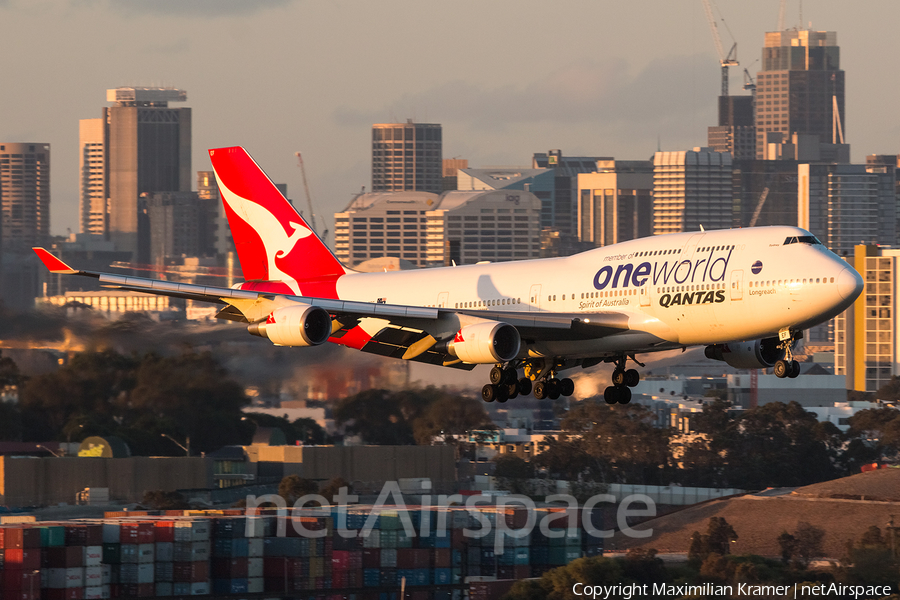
730, 270, 743, 300
529, 284, 541, 311
640, 285, 650, 307
437, 292, 449, 308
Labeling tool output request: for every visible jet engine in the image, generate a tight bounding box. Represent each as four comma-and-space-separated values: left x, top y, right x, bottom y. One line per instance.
704, 337, 783, 369
446, 321, 521, 364
248, 305, 332, 347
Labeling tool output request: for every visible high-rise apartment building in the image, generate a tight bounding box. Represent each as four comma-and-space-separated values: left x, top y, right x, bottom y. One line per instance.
0, 143, 50, 250
798, 163, 896, 256
79, 119, 107, 236
372, 121, 442, 194
836, 245, 900, 392
576, 160, 653, 247
80, 88, 191, 258
755, 30, 845, 159
652, 148, 732, 235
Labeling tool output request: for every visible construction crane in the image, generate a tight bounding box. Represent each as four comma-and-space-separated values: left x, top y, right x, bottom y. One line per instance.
700, 0, 739, 96
295, 152, 328, 242
749, 187, 770, 228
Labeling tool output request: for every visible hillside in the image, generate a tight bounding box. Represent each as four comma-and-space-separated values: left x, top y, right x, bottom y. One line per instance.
613, 469, 900, 558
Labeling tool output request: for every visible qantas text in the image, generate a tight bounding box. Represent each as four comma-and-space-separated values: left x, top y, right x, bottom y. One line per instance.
593, 248, 733, 290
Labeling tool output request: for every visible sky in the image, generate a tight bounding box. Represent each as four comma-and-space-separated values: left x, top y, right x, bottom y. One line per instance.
3, 0, 900, 241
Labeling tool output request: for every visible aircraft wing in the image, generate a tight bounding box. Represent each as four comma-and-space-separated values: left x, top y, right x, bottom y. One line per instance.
34, 248, 635, 361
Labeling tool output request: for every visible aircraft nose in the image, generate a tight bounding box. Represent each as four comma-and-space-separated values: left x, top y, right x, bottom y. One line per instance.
837, 266, 864, 301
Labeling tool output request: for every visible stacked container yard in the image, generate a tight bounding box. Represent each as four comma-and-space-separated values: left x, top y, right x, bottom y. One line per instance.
0, 502, 604, 600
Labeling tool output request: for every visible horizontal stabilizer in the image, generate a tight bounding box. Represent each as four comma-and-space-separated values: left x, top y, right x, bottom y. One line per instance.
32, 248, 78, 274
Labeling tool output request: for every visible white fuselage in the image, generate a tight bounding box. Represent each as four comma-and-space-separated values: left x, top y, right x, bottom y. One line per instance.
332, 226, 862, 360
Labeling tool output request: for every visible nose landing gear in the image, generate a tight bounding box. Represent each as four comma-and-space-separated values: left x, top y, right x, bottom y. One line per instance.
773, 329, 801, 379
604, 355, 643, 405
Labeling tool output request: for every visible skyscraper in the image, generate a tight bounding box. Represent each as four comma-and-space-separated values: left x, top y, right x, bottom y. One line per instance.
755, 30, 845, 159
372, 121, 442, 194
81, 88, 191, 258
0, 142, 50, 308
0, 142, 50, 250
652, 148, 732, 235
79, 119, 107, 236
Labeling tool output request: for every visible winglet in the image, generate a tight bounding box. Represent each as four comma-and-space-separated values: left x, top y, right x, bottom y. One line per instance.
33, 248, 77, 274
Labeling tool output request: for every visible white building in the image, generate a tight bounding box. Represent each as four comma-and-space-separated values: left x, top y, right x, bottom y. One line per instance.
653, 148, 732, 235
334, 189, 542, 268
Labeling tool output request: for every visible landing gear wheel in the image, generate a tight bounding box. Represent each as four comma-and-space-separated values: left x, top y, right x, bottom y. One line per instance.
506, 382, 519, 400
482, 384, 496, 403
495, 385, 509, 403
490, 367, 505, 385
533, 381, 547, 400
604, 386, 618, 405
624, 369, 640, 388
617, 387, 632, 404
612, 368, 626, 387
517, 377, 533, 396
773, 359, 789, 379
503, 367, 517, 384
788, 360, 801, 378
559, 378, 575, 397
547, 378, 561, 400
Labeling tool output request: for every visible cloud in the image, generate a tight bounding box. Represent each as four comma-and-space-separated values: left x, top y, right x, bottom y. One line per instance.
105, 0, 297, 18
334, 54, 718, 133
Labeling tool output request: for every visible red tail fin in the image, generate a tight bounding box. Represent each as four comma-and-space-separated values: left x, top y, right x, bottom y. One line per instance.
208, 147, 347, 297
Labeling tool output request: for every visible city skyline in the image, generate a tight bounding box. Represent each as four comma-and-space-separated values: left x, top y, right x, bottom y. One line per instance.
3, 0, 900, 239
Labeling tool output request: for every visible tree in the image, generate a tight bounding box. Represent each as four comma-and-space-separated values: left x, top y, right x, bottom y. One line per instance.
278, 475, 318, 504
493, 455, 534, 495
875, 376, 900, 403
557, 401, 670, 484
689, 517, 738, 565
17, 350, 250, 454
292, 417, 328, 445
848, 407, 900, 462
142, 490, 189, 510
777, 531, 798, 565
716, 402, 841, 489
0, 350, 22, 388
793, 522, 825, 567
334, 389, 416, 445
410, 392, 491, 445
319, 477, 350, 504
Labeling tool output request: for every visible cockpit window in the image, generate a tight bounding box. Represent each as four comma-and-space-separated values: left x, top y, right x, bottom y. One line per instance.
783, 235, 823, 246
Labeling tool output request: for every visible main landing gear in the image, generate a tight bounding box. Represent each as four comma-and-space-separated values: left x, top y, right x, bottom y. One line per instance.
603, 355, 643, 405
773, 329, 801, 379
481, 363, 575, 403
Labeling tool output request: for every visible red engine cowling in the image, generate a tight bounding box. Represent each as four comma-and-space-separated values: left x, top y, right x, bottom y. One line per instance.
248, 305, 332, 347
447, 321, 521, 364
705, 338, 783, 369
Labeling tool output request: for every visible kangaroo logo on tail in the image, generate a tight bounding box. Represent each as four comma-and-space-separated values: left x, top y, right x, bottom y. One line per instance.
216, 176, 309, 293
209, 146, 349, 299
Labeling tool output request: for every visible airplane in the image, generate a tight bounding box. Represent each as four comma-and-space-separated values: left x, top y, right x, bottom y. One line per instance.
34, 146, 864, 405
